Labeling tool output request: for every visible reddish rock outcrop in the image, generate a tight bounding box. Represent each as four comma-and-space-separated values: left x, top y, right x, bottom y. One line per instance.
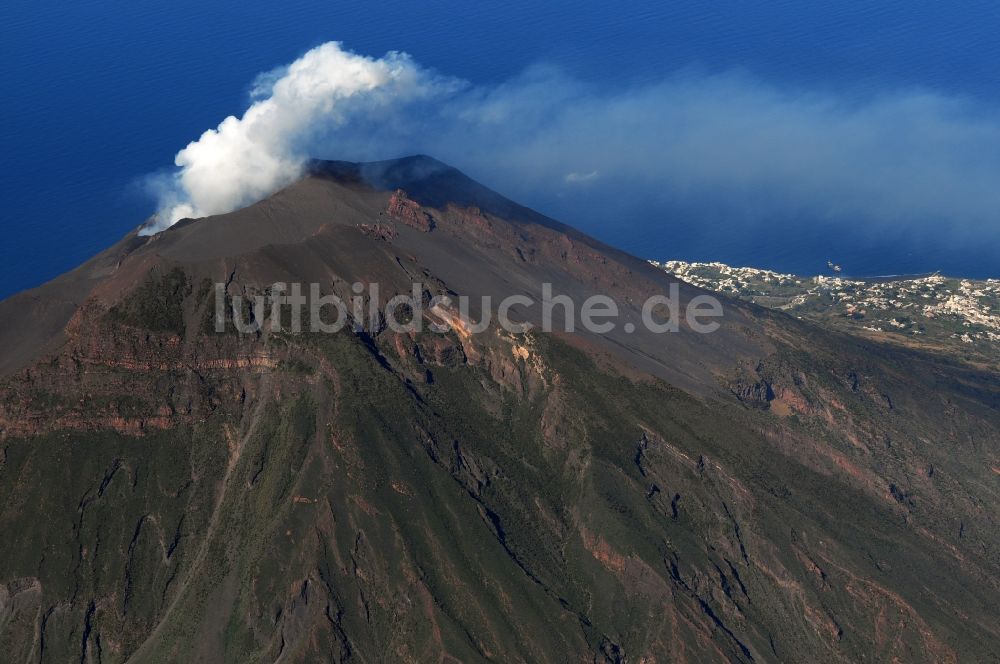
386, 189, 435, 231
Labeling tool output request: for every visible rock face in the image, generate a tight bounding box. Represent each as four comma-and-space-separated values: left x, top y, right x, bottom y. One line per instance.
386, 189, 435, 231
0, 156, 997, 663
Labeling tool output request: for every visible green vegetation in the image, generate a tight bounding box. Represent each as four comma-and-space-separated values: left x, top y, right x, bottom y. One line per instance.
2, 268, 997, 662
110, 267, 193, 336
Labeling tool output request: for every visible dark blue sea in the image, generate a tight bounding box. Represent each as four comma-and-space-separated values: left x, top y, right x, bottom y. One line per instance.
3, 0, 999, 299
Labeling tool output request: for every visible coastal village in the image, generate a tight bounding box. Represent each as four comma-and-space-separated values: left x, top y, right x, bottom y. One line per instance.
654, 260, 1000, 367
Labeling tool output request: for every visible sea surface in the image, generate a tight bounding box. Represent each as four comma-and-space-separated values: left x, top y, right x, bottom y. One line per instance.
3, 0, 999, 299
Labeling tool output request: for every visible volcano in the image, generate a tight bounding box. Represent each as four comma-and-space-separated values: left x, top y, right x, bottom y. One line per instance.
0, 156, 997, 662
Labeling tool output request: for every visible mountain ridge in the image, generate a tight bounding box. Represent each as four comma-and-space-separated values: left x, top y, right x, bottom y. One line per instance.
0, 156, 997, 662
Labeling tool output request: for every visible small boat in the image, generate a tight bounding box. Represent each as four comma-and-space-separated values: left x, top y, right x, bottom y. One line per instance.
827, 260, 843, 273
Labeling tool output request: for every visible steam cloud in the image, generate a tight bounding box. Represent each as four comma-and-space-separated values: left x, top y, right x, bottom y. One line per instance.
145, 42, 448, 233
148, 41, 1000, 255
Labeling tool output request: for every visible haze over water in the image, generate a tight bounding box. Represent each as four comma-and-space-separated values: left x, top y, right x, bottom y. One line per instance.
3, 0, 1000, 299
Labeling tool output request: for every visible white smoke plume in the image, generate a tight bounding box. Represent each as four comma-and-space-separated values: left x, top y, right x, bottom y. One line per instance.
146, 40, 1000, 263
144, 42, 443, 233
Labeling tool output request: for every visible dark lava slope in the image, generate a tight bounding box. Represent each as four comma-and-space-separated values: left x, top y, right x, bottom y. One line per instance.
0, 156, 997, 662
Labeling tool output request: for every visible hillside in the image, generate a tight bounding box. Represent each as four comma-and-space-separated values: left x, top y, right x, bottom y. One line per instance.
657, 260, 1000, 370
0, 157, 997, 663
